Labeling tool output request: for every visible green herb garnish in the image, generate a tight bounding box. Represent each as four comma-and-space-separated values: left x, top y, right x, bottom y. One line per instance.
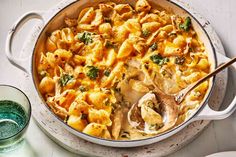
142, 30, 151, 37
104, 69, 111, 77
105, 41, 115, 49
175, 56, 186, 65
78, 32, 93, 45
150, 54, 169, 65
86, 66, 99, 80
150, 43, 158, 51
59, 73, 73, 86
179, 16, 192, 31
79, 86, 86, 92
189, 47, 193, 52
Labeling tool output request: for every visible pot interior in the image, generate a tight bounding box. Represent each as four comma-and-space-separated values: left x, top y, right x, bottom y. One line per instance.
32, 0, 216, 142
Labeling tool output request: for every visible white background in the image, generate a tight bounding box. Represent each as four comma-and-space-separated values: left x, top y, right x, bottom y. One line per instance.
0, 0, 236, 157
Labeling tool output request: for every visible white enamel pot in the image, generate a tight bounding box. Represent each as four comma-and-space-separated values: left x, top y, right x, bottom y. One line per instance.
5, 0, 236, 147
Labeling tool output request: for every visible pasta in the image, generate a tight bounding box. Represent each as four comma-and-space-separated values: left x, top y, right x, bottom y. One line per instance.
36, 0, 210, 140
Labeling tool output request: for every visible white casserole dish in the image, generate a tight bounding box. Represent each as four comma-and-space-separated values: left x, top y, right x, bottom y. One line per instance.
5, 0, 236, 147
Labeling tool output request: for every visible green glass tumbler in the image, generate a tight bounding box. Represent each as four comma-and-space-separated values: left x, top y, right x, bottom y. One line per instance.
0, 85, 31, 152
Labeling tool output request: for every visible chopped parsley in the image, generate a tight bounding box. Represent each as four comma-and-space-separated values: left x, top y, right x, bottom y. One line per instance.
104, 69, 111, 77
77, 32, 93, 45
86, 66, 99, 80
105, 41, 116, 49
179, 16, 192, 31
150, 54, 169, 65
189, 47, 193, 52
175, 56, 186, 65
150, 43, 158, 51
59, 73, 73, 86
79, 86, 86, 92
142, 30, 151, 37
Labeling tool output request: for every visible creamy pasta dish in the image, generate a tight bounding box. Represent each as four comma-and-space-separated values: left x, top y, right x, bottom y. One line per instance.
36, 0, 210, 140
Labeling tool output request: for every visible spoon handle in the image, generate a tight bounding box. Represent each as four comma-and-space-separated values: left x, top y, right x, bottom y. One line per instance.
175, 57, 236, 104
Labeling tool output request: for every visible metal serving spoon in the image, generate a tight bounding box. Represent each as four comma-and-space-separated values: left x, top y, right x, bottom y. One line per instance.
128, 57, 236, 133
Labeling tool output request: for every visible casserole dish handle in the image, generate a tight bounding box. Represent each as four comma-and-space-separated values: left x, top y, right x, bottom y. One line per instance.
192, 52, 236, 121
5, 11, 44, 74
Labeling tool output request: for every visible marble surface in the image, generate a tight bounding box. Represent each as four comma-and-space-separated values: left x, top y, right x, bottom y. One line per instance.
0, 0, 236, 157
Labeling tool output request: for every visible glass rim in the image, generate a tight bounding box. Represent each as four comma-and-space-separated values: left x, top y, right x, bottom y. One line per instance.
0, 84, 31, 141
